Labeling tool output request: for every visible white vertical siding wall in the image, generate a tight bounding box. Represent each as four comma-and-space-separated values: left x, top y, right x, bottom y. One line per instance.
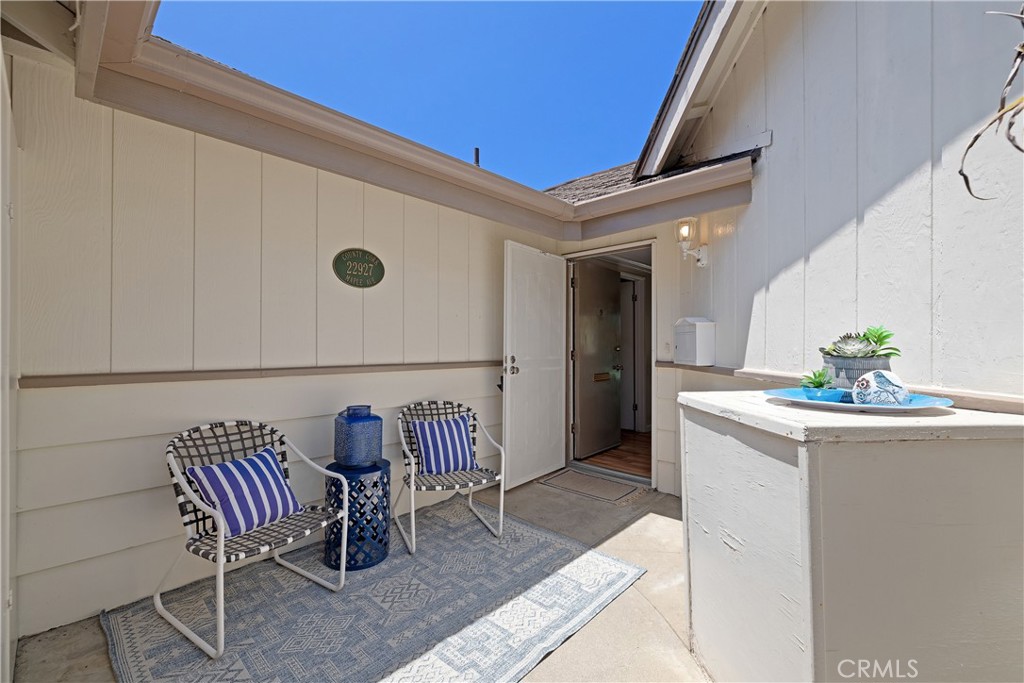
112, 112, 195, 372
261, 155, 317, 368
15, 59, 112, 376
10, 54, 556, 636
685, 1, 1023, 395
13, 56, 557, 378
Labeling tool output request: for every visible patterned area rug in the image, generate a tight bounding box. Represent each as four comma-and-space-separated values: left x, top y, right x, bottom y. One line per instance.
101, 496, 644, 682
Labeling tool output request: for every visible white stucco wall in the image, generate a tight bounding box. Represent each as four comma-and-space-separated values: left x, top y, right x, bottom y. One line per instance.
680, 392, 1024, 682
683, 1, 1023, 396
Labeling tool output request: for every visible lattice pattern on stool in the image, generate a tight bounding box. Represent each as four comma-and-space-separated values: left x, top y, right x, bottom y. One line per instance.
325, 462, 391, 571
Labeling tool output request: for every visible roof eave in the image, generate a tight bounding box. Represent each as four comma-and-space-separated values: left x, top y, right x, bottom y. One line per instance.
73, 1, 577, 237
61, 0, 756, 240
575, 155, 753, 221
633, 0, 766, 181
632, 0, 715, 182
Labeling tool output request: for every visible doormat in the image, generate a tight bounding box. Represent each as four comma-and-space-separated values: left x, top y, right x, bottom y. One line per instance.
539, 469, 649, 505
101, 496, 644, 683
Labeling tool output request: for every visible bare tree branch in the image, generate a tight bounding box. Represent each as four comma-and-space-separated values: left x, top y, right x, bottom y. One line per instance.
1005, 99, 1024, 152
960, 96, 1024, 200
961, 5, 1024, 199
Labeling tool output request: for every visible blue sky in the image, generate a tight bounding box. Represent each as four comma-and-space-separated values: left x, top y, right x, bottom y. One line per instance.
154, 2, 700, 190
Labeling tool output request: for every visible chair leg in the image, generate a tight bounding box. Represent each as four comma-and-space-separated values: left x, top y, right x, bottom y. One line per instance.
497, 477, 505, 537
153, 549, 225, 659
274, 546, 346, 592
393, 482, 416, 554
467, 483, 504, 539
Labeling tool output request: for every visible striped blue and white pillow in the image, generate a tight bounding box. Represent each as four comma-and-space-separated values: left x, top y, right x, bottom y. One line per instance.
186, 447, 303, 539
411, 415, 479, 475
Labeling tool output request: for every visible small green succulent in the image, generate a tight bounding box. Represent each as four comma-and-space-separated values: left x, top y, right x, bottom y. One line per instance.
820, 325, 901, 358
860, 325, 901, 357
800, 368, 835, 388
821, 332, 876, 357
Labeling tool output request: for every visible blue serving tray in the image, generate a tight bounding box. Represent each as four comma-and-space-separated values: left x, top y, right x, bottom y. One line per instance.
764, 388, 954, 413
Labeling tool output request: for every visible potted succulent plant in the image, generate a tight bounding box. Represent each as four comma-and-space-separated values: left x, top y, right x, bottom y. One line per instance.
800, 369, 846, 402
819, 325, 901, 389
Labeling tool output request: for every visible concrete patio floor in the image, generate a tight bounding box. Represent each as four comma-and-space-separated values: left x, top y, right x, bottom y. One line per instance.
14, 475, 708, 682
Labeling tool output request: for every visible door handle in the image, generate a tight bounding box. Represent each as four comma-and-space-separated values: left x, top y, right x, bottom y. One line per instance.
612, 364, 624, 371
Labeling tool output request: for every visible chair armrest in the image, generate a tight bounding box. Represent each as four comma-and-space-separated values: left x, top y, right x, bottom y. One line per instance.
476, 419, 504, 455
282, 436, 350, 507
475, 419, 506, 474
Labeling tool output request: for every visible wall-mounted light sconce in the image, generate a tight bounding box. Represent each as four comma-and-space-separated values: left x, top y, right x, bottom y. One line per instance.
677, 217, 709, 268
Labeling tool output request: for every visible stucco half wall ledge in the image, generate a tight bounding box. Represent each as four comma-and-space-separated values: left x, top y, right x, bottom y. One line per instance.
657, 363, 1024, 415
677, 389, 1024, 443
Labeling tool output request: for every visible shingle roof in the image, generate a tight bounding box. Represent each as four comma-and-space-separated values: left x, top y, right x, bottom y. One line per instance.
545, 148, 761, 205
543, 162, 638, 204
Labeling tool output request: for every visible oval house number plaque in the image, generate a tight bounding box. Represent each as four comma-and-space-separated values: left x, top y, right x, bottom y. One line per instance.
333, 249, 385, 288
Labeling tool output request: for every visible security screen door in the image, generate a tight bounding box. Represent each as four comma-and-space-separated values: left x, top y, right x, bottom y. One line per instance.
502, 241, 566, 488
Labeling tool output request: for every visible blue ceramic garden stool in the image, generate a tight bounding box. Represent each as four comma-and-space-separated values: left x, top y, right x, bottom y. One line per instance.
324, 459, 390, 571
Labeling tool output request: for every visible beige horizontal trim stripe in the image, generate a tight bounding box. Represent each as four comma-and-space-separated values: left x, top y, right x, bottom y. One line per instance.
19, 360, 502, 389
656, 362, 1024, 415
655, 361, 742, 377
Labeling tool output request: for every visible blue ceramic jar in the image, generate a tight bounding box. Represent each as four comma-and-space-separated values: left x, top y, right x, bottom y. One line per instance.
334, 405, 382, 469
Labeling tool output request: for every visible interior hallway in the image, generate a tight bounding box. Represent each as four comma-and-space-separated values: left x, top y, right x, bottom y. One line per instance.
580, 430, 652, 479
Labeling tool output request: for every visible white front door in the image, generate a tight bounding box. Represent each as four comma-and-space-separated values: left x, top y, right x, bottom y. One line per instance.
502, 241, 566, 488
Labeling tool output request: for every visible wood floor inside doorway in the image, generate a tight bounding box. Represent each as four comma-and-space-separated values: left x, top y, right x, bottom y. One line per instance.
580, 430, 651, 478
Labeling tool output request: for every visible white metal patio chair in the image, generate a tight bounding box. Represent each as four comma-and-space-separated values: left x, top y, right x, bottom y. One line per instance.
394, 400, 505, 553
154, 420, 349, 659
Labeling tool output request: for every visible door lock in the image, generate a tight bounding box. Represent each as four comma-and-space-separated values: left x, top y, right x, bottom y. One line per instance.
612, 364, 624, 371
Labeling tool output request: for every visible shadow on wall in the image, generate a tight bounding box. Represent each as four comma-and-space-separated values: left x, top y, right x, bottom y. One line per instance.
693, 1, 1022, 394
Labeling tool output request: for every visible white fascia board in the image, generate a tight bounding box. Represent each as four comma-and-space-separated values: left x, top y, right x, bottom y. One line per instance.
77, 1, 159, 99
98, 1, 160, 63
89, 66, 567, 239
571, 156, 753, 221
635, 0, 736, 179
114, 38, 575, 221
636, 0, 765, 179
